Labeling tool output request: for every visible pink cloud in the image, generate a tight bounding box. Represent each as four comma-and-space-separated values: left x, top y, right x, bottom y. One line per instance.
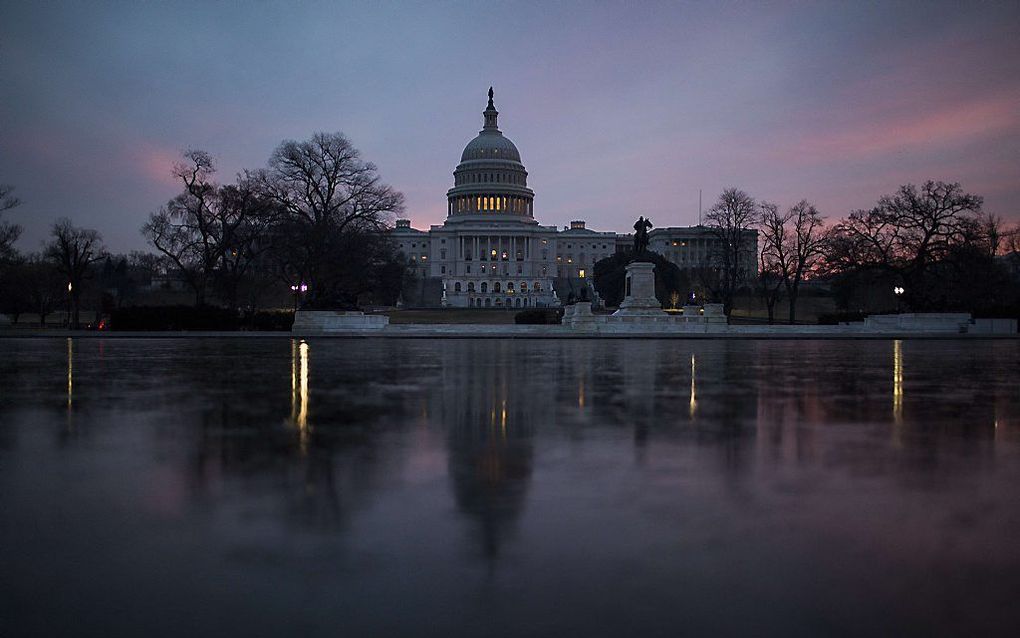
130, 143, 182, 186
766, 92, 1017, 166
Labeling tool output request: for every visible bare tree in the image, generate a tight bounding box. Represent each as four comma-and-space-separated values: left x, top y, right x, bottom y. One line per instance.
705, 187, 758, 315
45, 219, 106, 328
0, 184, 23, 265
213, 173, 282, 308
143, 151, 279, 307
825, 181, 982, 310
23, 254, 64, 326
1004, 222, 1020, 255
757, 202, 787, 324
142, 151, 224, 306
762, 199, 824, 322
258, 132, 404, 308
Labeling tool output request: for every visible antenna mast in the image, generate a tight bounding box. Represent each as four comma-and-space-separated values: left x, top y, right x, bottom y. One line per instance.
698, 189, 702, 226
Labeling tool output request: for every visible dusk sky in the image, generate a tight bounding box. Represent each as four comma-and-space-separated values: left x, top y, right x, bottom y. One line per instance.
2, 0, 1018, 253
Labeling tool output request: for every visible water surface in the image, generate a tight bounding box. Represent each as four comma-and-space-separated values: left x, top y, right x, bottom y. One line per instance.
1, 338, 1019, 636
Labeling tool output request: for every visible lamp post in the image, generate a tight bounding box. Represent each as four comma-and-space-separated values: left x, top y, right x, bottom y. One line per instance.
290, 283, 308, 311
893, 286, 905, 314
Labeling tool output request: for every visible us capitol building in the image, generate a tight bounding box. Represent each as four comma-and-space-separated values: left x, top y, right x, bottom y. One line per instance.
392, 89, 756, 308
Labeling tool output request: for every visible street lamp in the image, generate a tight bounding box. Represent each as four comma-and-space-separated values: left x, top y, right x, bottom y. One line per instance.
893, 286, 905, 313
290, 282, 308, 311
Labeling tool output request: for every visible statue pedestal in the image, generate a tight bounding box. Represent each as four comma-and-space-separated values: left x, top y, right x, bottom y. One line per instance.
613, 261, 665, 317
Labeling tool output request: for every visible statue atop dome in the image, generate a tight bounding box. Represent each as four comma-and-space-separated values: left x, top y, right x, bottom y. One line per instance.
483, 87, 499, 130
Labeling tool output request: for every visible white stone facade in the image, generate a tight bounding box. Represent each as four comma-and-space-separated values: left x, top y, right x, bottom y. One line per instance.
389, 89, 759, 308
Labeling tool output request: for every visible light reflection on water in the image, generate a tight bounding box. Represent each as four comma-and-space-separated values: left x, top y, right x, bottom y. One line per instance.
2, 337, 1020, 636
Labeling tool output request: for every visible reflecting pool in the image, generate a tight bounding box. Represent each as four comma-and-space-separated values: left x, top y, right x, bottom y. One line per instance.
1, 338, 1019, 636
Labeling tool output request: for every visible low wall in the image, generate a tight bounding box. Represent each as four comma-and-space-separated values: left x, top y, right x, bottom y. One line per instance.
292, 311, 389, 334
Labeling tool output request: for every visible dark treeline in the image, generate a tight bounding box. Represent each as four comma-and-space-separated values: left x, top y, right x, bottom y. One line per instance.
592, 180, 1018, 323
3, 161, 1019, 327
711, 180, 1019, 322
0, 132, 410, 328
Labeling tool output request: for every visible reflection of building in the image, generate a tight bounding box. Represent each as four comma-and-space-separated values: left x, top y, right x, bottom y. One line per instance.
432, 341, 542, 558
391, 89, 758, 307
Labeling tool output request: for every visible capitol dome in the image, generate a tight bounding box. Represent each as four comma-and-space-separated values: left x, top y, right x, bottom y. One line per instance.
460, 132, 522, 163
446, 88, 535, 222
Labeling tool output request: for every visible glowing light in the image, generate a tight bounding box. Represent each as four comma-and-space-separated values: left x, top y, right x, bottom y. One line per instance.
893, 340, 903, 424
291, 339, 310, 453
66, 337, 73, 411
289, 338, 297, 412
578, 269, 585, 278
689, 353, 697, 418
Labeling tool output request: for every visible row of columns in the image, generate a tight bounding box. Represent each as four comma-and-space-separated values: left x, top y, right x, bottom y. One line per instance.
458, 235, 533, 261
449, 195, 533, 215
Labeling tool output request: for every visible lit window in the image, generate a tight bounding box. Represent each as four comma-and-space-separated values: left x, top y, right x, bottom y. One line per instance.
579, 269, 586, 278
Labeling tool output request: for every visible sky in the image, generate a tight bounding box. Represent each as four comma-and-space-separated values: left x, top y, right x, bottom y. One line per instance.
1, 0, 1018, 253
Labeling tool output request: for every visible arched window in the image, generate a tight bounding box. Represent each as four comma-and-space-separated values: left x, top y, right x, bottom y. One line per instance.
467, 282, 475, 292
454, 282, 461, 293
494, 282, 501, 293
515, 298, 522, 308
484, 298, 491, 307
523, 298, 529, 307
506, 298, 513, 307
506, 282, 514, 292
520, 282, 527, 292
481, 282, 488, 293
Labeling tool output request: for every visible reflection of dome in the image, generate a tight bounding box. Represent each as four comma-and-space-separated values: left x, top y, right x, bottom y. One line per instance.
446, 87, 535, 221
